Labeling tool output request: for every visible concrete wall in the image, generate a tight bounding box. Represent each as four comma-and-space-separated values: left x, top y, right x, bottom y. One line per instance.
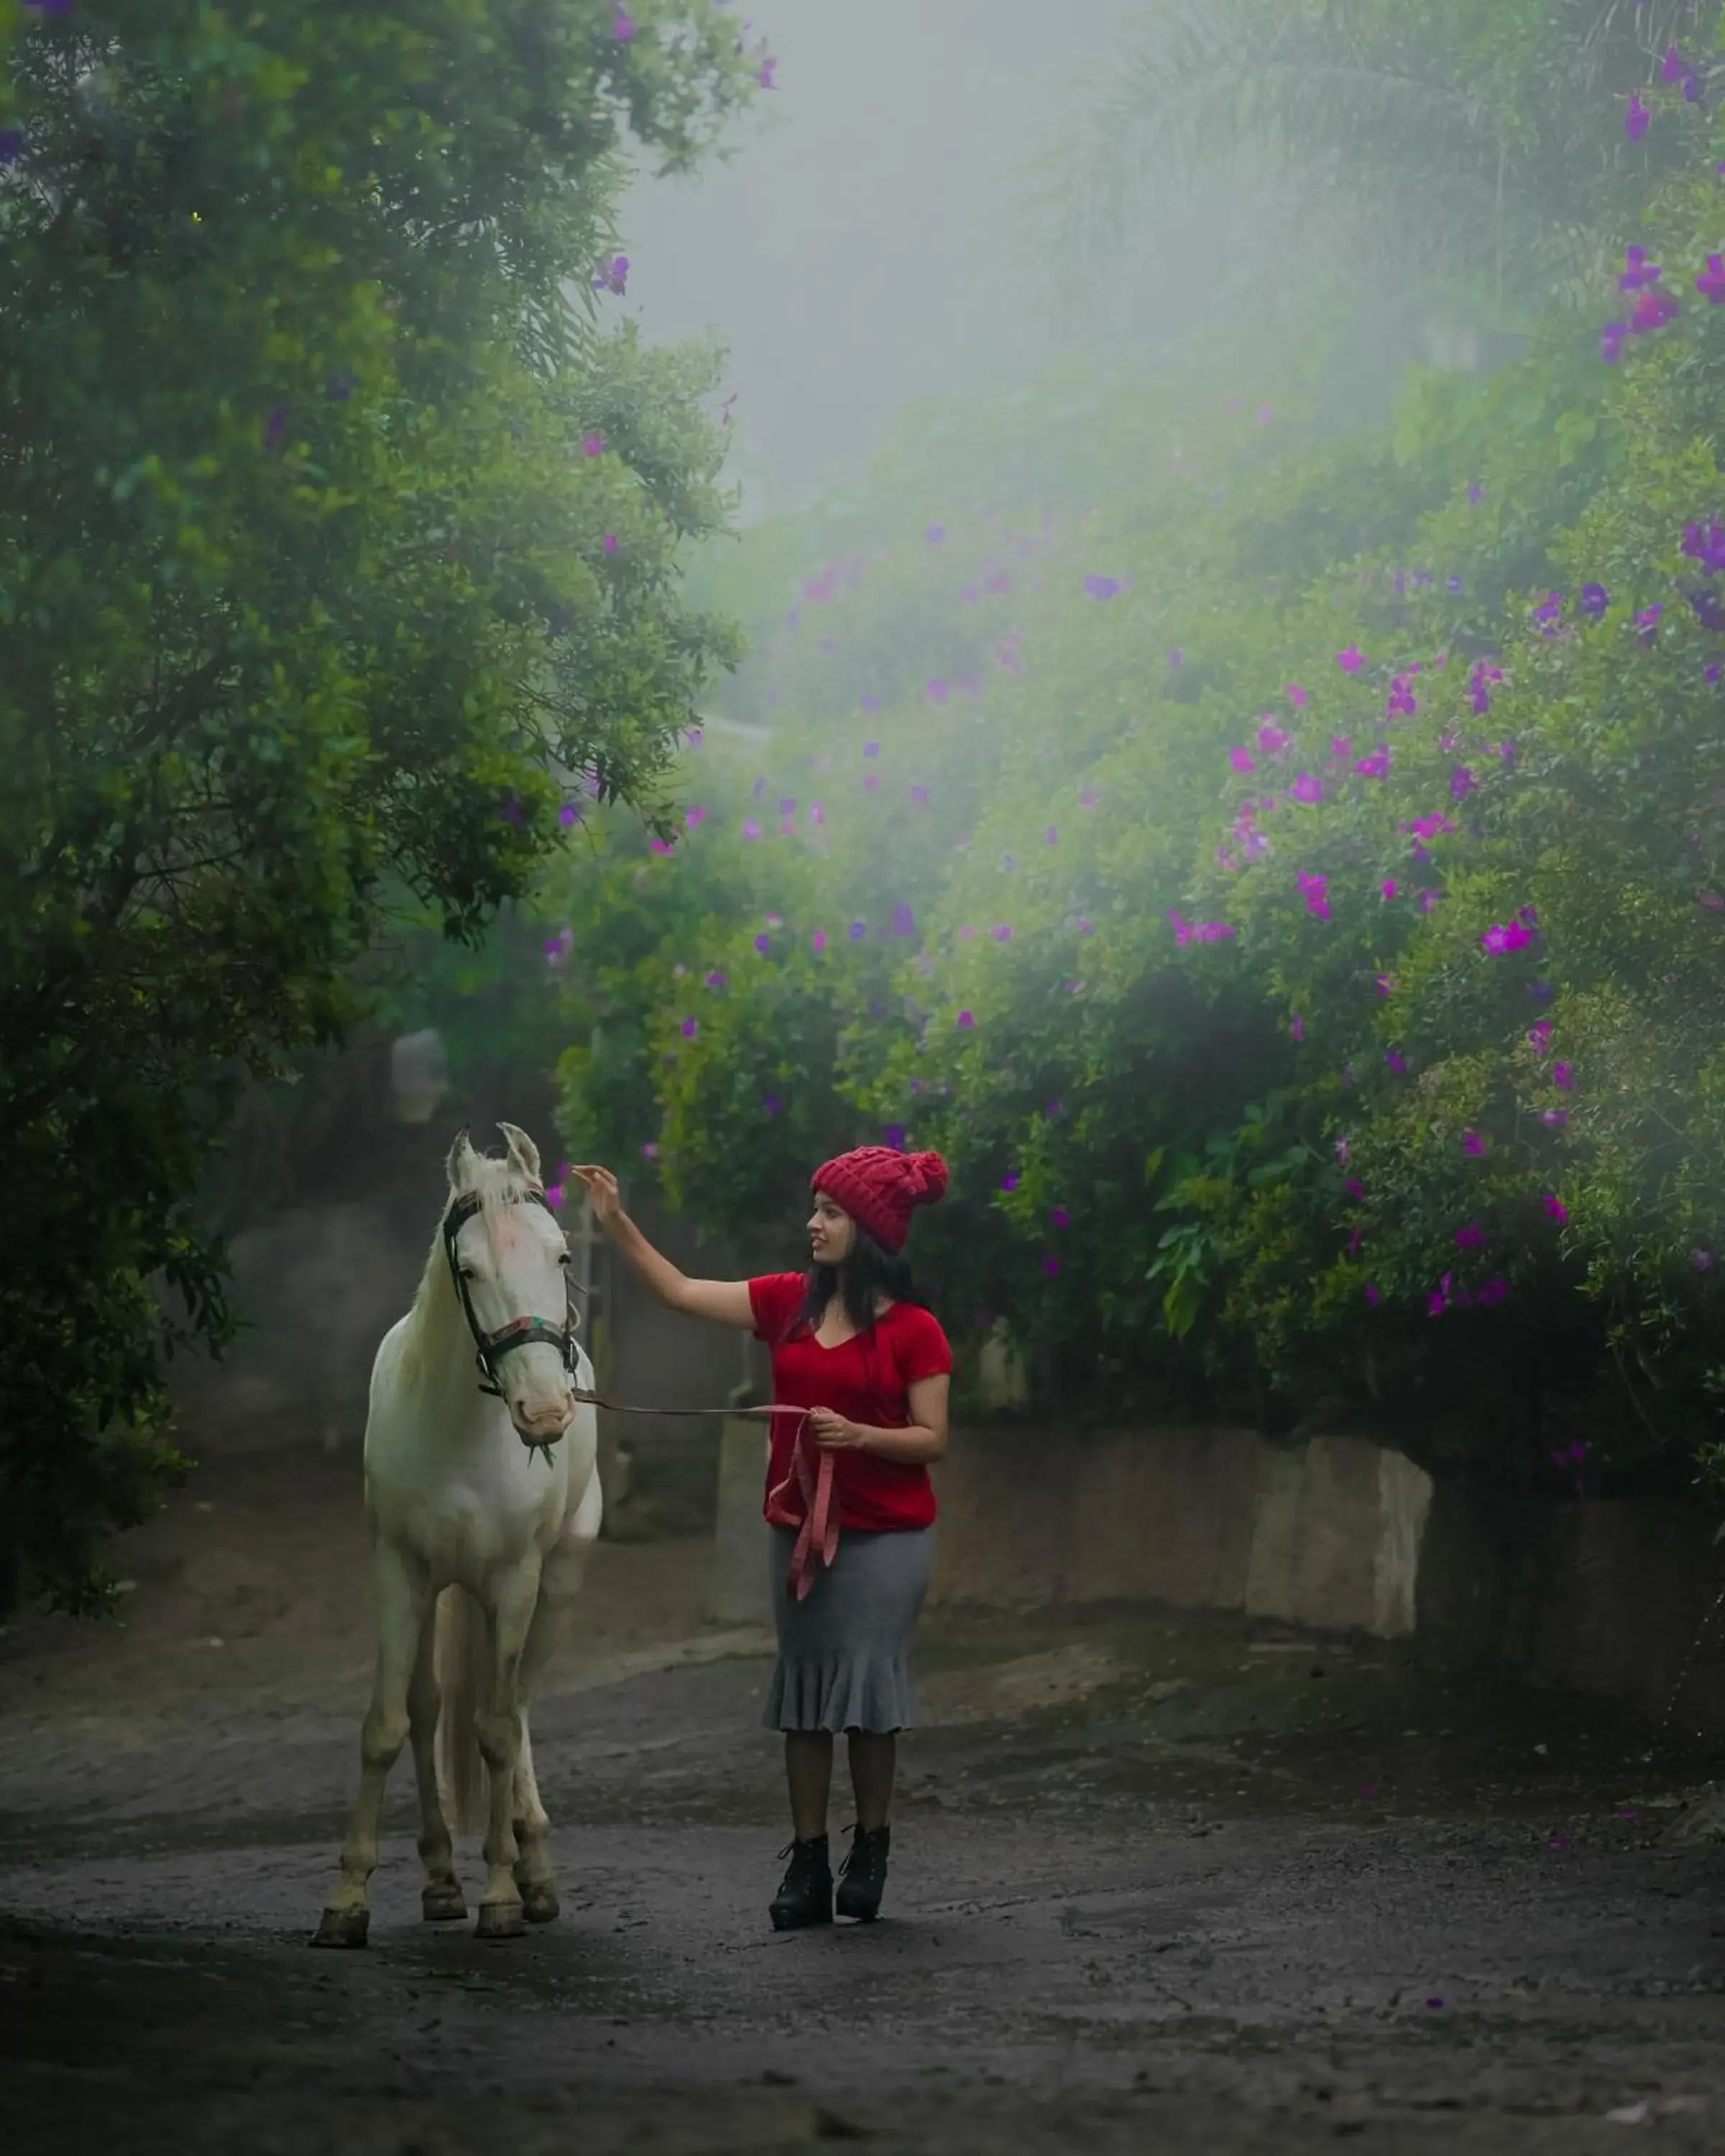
709, 1421, 1725, 1743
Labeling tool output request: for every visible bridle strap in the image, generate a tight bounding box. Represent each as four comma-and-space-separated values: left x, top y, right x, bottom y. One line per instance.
443, 1185, 581, 1405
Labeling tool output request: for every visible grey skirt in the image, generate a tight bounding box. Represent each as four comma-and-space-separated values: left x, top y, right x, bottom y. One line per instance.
761, 1525, 934, 1734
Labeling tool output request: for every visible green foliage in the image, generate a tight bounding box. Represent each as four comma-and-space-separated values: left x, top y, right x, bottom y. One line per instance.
547, 116, 1725, 1495
0, 0, 756, 1609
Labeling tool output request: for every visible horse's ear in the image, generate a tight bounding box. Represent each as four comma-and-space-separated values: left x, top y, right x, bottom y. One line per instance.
446, 1126, 479, 1191
497, 1121, 542, 1185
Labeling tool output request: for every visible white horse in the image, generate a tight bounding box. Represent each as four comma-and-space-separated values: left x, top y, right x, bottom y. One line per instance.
315, 1123, 602, 1948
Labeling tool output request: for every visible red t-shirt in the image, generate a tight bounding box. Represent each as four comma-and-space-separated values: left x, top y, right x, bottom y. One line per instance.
748, 1273, 952, 1533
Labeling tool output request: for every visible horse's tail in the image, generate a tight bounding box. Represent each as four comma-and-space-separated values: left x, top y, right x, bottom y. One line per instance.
433, 1585, 489, 1838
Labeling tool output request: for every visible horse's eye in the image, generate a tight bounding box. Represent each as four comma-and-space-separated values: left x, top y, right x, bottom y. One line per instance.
459, 1264, 478, 1281
558, 1251, 571, 1266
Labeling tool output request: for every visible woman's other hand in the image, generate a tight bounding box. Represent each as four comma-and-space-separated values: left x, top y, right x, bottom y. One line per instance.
809, 1408, 866, 1451
568, 1165, 622, 1223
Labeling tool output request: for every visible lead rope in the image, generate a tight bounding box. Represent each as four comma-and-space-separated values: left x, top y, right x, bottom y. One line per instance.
571, 1388, 834, 1600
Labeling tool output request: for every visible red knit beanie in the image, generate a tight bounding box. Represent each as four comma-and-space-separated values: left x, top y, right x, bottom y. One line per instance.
811, 1146, 949, 1256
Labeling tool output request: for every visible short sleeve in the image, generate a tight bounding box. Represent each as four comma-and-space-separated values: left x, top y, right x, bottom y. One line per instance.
891, 1304, 953, 1385
749, 1272, 807, 1344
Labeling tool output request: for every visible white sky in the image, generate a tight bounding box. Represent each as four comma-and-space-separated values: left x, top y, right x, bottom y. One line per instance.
620, 0, 1147, 513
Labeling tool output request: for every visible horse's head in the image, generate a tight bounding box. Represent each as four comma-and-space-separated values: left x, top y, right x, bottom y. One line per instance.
443, 1124, 577, 1450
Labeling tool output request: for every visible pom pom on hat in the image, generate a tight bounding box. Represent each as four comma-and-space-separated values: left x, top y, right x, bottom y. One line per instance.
811, 1146, 949, 1254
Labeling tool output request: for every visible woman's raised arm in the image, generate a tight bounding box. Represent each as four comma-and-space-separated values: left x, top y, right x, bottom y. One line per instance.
569, 1166, 755, 1330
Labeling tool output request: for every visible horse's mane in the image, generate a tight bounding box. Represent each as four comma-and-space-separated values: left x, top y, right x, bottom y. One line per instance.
397, 1153, 541, 1388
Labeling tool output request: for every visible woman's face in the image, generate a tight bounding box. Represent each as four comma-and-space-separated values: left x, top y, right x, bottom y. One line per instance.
807, 1190, 857, 1266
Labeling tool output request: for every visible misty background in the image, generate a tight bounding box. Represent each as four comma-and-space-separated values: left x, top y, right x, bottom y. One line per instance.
620, 0, 1151, 514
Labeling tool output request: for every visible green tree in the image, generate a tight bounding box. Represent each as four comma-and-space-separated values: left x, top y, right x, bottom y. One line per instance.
0, 0, 758, 1611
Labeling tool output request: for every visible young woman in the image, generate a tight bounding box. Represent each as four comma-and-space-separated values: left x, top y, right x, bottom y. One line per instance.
569, 1146, 952, 1930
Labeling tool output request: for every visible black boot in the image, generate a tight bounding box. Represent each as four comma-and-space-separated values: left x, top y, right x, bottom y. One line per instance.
769, 1835, 833, 1931
835, 1823, 891, 1922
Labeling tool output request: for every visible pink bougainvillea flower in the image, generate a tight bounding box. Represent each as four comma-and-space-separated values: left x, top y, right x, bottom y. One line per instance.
581, 430, 606, 456
1697, 255, 1725, 306
1229, 746, 1256, 775
1542, 1107, 1569, 1127
1290, 1011, 1305, 1042
1428, 1283, 1448, 1318
1381, 877, 1399, 901
1363, 1281, 1384, 1306
1354, 747, 1390, 779
612, 6, 636, 38
1636, 602, 1664, 643
1343, 1175, 1366, 1202
1481, 920, 1534, 955
1285, 683, 1308, 709
957, 1010, 975, 1031
1417, 888, 1442, 914
1476, 1276, 1510, 1306
1385, 675, 1418, 720
1463, 1130, 1486, 1157
1042, 1255, 1062, 1278
991, 923, 1013, 943
1630, 287, 1678, 333
1552, 1060, 1576, 1091
1619, 244, 1662, 292
1000, 1171, 1021, 1194
1257, 719, 1292, 755
1386, 1049, 1409, 1074
647, 834, 673, 855
1075, 916, 1096, 935
1329, 734, 1352, 762
1295, 870, 1331, 920
1693, 1248, 1717, 1271
1449, 765, 1478, 801
1625, 91, 1650, 141
1050, 1206, 1071, 1229
1683, 521, 1725, 573
1601, 321, 1627, 364
679, 1016, 698, 1040
1374, 973, 1395, 998
1543, 1193, 1568, 1223
558, 803, 579, 829
1527, 1018, 1553, 1054
1336, 643, 1364, 674
1292, 772, 1323, 804
1455, 1222, 1489, 1251
703, 969, 727, 990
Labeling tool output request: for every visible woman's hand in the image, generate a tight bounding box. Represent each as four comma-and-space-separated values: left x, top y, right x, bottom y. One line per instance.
568, 1165, 622, 1225
808, 1407, 868, 1451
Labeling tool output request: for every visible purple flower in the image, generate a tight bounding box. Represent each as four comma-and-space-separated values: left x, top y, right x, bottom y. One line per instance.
1683, 522, 1725, 573
1601, 321, 1627, 364
1543, 1193, 1568, 1224
1336, 643, 1364, 674
1000, 1171, 1021, 1194
1552, 1060, 1576, 1091
1285, 682, 1308, 709
891, 903, 916, 938
1329, 734, 1352, 762
1364, 1281, 1382, 1307
1693, 1248, 1716, 1272
1527, 1019, 1554, 1054
1042, 1255, 1062, 1278
759, 55, 778, 90
741, 819, 760, 842
925, 678, 949, 704
680, 1017, 697, 1040
1619, 244, 1662, 292
592, 254, 630, 296
925, 525, 944, 544
811, 929, 827, 954
582, 430, 606, 456
1528, 979, 1553, 1002
753, 932, 770, 954
847, 921, 867, 942
1085, 573, 1122, 601
1292, 772, 1322, 804
1290, 1012, 1305, 1043
1636, 602, 1663, 644
1050, 1206, 1071, 1229
1386, 1049, 1409, 1075
991, 923, 1013, 943
0, 127, 22, 166
1455, 1222, 1489, 1251
1579, 582, 1609, 619
1295, 870, 1331, 921
1449, 765, 1478, 801
1463, 1130, 1486, 1157
1044, 825, 1059, 846
1229, 746, 1256, 775
1257, 719, 1292, 755
613, 6, 635, 39
1481, 920, 1534, 956
957, 1010, 975, 1031
1168, 648, 1186, 668
1698, 256, 1725, 306
1354, 748, 1390, 779
1417, 888, 1442, 914
1542, 1108, 1569, 1128
1630, 287, 1678, 333
1380, 877, 1399, 901
1625, 92, 1651, 142
558, 803, 579, 829
602, 532, 620, 556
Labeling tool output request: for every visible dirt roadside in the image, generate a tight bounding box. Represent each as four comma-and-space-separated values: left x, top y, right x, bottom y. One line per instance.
4, 1446, 1725, 2155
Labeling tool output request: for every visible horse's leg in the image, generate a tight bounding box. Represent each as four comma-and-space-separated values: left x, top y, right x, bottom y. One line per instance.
511, 1472, 602, 1925
314, 1537, 428, 1948
408, 1603, 465, 1922
473, 1561, 540, 1941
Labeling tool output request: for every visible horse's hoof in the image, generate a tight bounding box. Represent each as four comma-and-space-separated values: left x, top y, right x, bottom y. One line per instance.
475, 1899, 525, 1942
422, 1882, 467, 1924
310, 1906, 369, 1950
520, 1882, 559, 1926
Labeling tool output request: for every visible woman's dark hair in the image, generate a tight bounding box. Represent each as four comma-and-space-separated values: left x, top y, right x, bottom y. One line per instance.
790, 1218, 926, 1343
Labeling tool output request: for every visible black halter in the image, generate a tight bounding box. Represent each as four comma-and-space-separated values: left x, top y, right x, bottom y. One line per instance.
441, 1186, 581, 1427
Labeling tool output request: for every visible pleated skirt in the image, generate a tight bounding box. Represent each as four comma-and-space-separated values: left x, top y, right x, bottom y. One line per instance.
761, 1524, 934, 1733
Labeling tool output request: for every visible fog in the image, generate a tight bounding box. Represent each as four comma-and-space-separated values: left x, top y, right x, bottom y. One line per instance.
620, 0, 1149, 514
